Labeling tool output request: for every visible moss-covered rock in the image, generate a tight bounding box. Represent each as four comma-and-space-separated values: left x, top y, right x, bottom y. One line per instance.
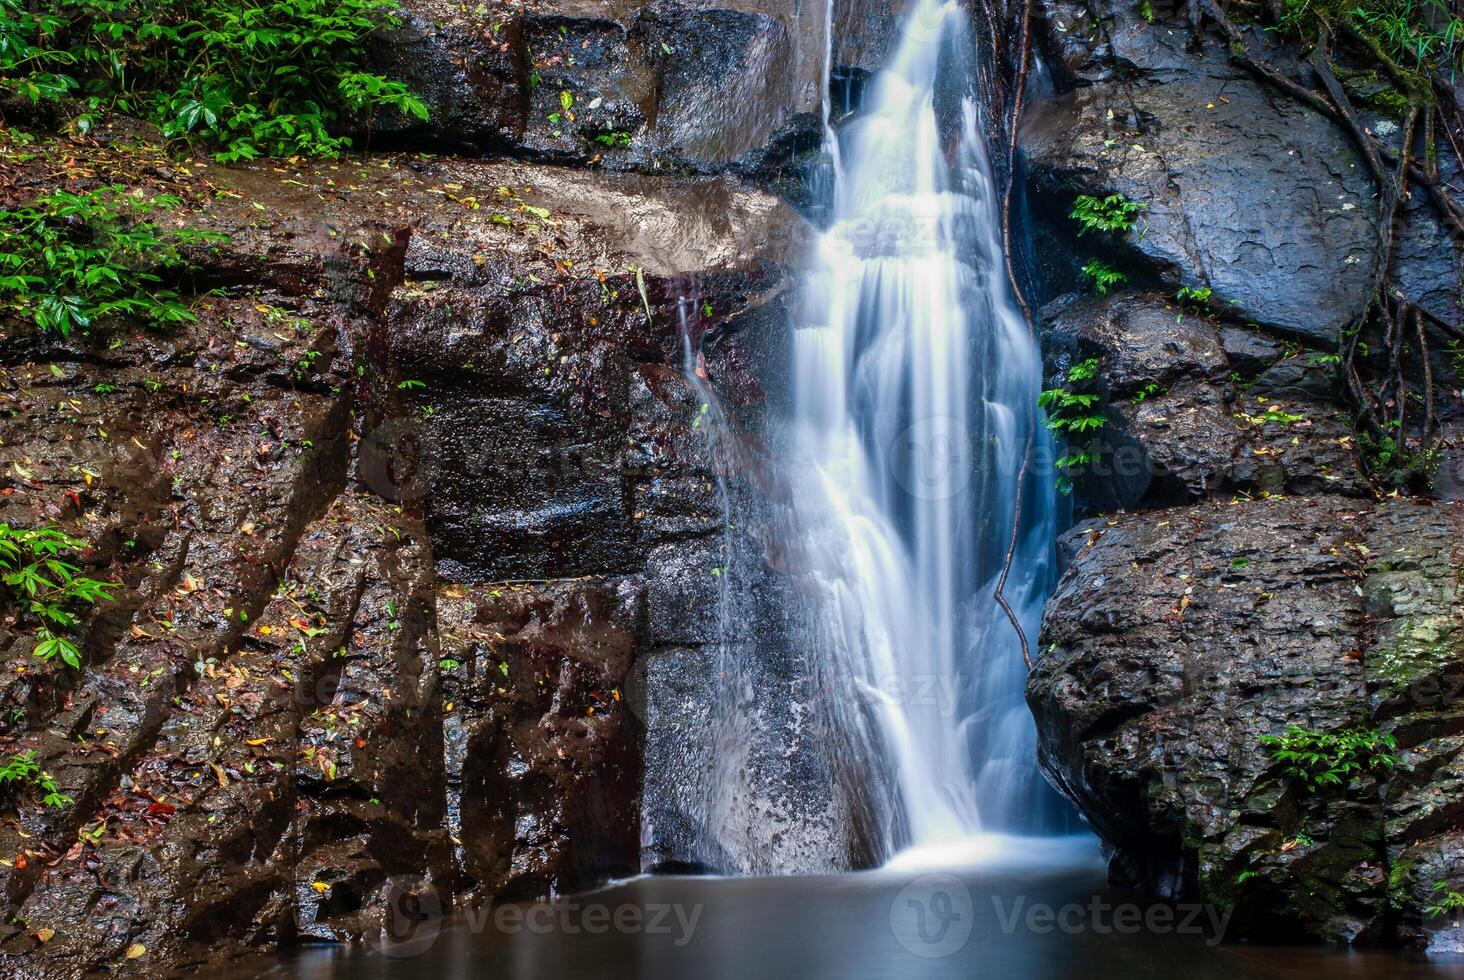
1030, 496, 1464, 945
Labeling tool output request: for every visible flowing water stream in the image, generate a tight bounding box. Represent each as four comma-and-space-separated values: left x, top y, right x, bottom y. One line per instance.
790, 0, 1060, 854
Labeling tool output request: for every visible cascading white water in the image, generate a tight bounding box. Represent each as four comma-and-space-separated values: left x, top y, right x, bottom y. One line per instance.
792, 0, 1060, 853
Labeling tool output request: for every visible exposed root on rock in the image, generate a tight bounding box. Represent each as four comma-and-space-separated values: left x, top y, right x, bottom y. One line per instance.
1199, 0, 1463, 490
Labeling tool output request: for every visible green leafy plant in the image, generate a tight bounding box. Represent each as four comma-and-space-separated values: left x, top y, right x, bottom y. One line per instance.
1259, 724, 1400, 792
0, 750, 71, 808
0, 0, 78, 104
592, 127, 633, 149
1131, 382, 1163, 403
0, 186, 221, 336
1359, 427, 1441, 488
1070, 193, 1146, 236
1080, 258, 1128, 295
0, 0, 427, 160
1039, 357, 1106, 494
1277, 0, 1464, 72
1175, 285, 1213, 309
1425, 882, 1464, 920
0, 524, 115, 670
294, 349, 321, 381
547, 89, 575, 132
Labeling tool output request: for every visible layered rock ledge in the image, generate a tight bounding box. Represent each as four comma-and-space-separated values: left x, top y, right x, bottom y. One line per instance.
0, 126, 818, 974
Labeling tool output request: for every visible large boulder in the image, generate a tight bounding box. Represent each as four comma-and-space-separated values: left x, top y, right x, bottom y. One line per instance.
366, 0, 840, 176
1028, 495, 1464, 946
1039, 291, 1369, 511
1022, 2, 1380, 346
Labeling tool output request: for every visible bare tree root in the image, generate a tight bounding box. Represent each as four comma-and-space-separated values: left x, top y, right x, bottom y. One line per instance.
1198, 0, 1460, 477
994, 0, 1464, 665
997, 0, 1038, 671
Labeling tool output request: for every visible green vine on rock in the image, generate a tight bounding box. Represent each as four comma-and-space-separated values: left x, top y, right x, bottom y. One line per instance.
1039, 357, 1107, 494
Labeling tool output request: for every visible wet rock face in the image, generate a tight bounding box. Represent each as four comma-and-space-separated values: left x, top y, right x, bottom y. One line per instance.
369, 163, 805, 584
832, 0, 900, 75
0, 129, 852, 975
1021, 1, 1464, 948
438, 579, 643, 897
372, 169, 863, 877
362, 0, 524, 152
631, 474, 871, 876
368, 0, 832, 177
0, 280, 446, 966
1029, 497, 1464, 944
1022, 2, 1379, 345
1039, 291, 1367, 511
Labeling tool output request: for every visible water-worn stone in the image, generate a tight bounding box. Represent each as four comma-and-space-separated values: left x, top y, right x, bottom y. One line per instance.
1039, 292, 1369, 511
438, 578, 643, 898
367, 0, 831, 177
0, 130, 831, 976
1023, 3, 1380, 345
632, 474, 868, 876
1029, 496, 1464, 945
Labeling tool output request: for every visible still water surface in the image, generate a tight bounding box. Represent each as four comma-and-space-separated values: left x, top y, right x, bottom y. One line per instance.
262, 837, 1463, 979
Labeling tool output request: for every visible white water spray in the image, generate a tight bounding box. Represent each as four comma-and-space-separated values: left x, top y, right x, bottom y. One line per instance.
792, 0, 1059, 853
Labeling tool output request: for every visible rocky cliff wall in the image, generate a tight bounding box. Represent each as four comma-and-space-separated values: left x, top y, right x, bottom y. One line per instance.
1021, 0, 1464, 949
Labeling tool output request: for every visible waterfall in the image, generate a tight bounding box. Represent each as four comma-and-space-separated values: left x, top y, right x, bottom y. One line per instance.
790, 0, 1061, 855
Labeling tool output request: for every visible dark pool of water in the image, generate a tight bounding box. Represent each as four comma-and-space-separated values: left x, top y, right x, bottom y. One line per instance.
260, 837, 1464, 980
